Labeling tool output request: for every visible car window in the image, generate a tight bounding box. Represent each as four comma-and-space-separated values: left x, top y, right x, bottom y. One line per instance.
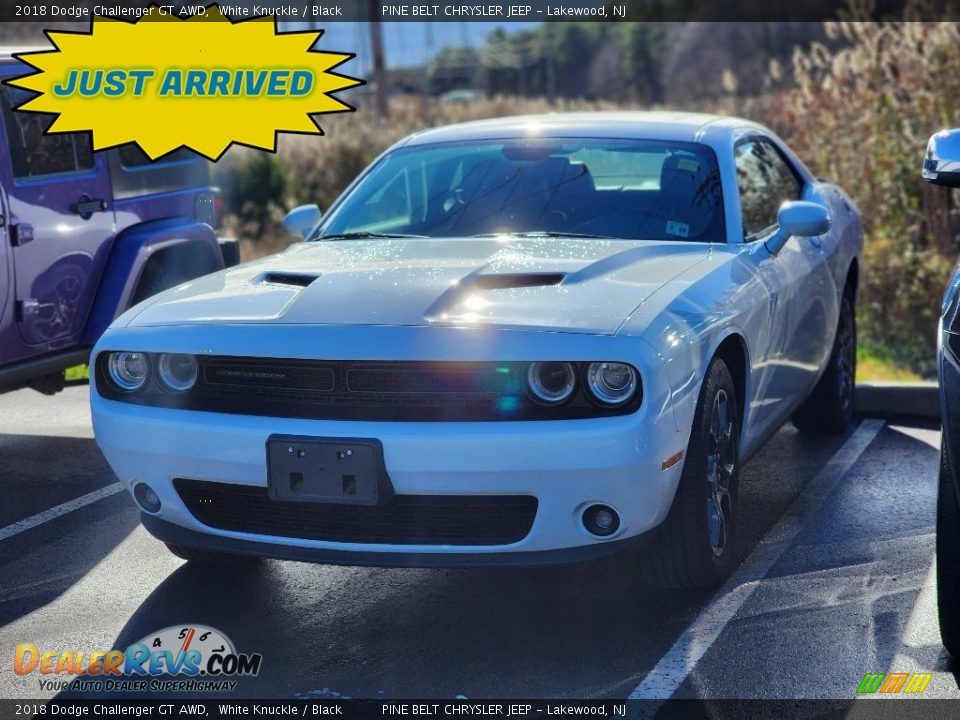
117, 145, 195, 169
735, 138, 802, 239
0, 86, 93, 180
106, 143, 210, 200
318, 138, 725, 243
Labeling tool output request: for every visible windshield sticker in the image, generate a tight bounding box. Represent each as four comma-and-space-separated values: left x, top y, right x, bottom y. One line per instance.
666, 221, 690, 238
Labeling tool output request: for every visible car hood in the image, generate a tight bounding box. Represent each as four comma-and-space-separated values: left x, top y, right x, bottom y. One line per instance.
126, 237, 711, 336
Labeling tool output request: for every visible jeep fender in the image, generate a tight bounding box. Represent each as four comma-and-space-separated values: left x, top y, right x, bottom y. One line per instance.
83, 218, 223, 344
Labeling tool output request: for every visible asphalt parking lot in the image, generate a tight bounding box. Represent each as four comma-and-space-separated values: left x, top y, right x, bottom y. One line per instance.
0, 385, 956, 701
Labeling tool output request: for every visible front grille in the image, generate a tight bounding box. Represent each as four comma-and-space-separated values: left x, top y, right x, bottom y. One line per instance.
204, 359, 336, 397
174, 479, 538, 546
96, 356, 642, 421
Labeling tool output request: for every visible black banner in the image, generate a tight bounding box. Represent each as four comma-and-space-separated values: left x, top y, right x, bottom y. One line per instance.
2, 0, 959, 23
2, 700, 960, 720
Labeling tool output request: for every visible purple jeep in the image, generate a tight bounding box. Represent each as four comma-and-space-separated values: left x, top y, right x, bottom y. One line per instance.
0, 50, 238, 396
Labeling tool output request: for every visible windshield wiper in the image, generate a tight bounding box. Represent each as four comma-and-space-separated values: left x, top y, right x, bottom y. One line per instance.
316, 231, 429, 241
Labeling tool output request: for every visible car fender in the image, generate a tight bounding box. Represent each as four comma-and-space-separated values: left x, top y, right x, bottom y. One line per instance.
658, 320, 750, 454
83, 218, 223, 344
619, 247, 767, 447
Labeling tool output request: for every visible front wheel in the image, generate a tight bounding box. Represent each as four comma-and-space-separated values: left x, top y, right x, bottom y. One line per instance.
642, 357, 741, 589
937, 445, 960, 657
793, 291, 856, 436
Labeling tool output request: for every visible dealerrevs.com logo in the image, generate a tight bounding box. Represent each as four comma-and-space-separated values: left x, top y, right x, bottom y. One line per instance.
14, 625, 262, 693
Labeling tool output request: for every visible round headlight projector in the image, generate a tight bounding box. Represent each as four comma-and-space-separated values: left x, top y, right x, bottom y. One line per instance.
527, 361, 576, 405
158, 353, 198, 392
107, 351, 149, 391
586, 362, 638, 405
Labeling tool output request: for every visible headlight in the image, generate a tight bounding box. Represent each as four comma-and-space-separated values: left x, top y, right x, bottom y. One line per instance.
158, 353, 198, 392
107, 352, 149, 392
586, 362, 638, 405
527, 361, 576, 405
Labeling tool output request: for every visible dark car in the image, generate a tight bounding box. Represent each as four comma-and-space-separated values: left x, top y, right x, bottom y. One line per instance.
922, 127, 960, 655
0, 49, 237, 396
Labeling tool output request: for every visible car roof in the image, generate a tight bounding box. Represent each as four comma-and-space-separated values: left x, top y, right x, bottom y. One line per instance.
400, 111, 765, 147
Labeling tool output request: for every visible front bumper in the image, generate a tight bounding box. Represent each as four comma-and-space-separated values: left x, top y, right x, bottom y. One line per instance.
93, 397, 686, 563
141, 513, 651, 568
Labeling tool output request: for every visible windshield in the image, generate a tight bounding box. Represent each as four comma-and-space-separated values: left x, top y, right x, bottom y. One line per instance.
316, 138, 725, 242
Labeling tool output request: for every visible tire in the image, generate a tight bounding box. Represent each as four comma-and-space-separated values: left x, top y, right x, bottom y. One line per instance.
792, 290, 856, 436
165, 543, 262, 565
937, 445, 960, 657
132, 260, 189, 305
642, 357, 741, 589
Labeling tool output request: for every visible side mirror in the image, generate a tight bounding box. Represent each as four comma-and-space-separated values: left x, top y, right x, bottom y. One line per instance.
765, 201, 831, 255
282, 204, 322, 239
922, 129, 960, 188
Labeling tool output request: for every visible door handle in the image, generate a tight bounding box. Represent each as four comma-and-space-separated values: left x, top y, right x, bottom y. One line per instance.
72, 195, 109, 220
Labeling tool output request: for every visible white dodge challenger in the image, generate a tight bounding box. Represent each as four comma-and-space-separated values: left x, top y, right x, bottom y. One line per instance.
91, 112, 861, 588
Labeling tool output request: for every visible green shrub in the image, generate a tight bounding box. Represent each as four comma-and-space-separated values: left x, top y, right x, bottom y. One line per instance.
214, 150, 287, 241
758, 19, 960, 377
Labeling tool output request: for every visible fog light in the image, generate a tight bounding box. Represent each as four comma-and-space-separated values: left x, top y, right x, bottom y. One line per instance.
583, 504, 620, 537
133, 482, 161, 513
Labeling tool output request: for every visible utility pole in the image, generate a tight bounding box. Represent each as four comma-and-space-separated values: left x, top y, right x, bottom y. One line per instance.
368, 0, 389, 123
516, 36, 526, 97
420, 23, 434, 117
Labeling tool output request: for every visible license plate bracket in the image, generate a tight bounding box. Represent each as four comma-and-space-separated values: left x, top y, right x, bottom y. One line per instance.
266, 435, 393, 506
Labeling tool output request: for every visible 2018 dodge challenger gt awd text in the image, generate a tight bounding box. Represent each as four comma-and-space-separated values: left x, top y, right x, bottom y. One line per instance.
90, 112, 862, 588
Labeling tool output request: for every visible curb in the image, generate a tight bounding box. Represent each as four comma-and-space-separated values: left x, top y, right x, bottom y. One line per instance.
854, 382, 940, 422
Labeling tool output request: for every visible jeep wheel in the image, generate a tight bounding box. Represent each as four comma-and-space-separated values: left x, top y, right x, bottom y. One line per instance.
132, 260, 189, 305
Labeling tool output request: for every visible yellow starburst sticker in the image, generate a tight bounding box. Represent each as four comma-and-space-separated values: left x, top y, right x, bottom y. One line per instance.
5, 4, 362, 160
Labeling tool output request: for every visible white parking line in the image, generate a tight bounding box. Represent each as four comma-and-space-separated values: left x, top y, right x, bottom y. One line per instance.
629, 418, 885, 703
890, 556, 942, 673
0, 483, 124, 542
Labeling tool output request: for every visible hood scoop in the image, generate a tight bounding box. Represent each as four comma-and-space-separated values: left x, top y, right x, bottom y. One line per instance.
422, 271, 569, 323
258, 271, 320, 288
470, 272, 566, 290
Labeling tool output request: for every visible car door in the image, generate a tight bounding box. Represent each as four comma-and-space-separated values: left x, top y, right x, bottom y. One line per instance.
734, 135, 835, 437
0, 81, 116, 356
